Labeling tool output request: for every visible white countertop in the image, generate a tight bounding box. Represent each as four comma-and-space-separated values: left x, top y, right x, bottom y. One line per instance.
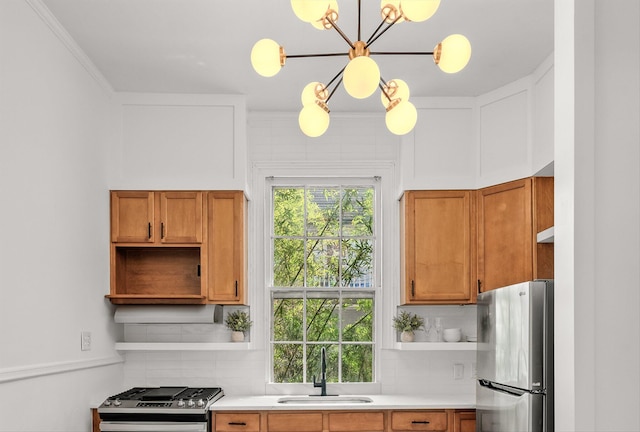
210, 394, 475, 411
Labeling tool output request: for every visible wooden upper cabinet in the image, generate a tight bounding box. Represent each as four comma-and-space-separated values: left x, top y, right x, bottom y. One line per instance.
207, 191, 246, 304
477, 177, 554, 292
111, 191, 154, 243
111, 191, 203, 244
401, 190, 476, 305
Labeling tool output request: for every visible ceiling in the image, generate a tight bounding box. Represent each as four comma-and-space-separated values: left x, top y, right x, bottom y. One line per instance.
41, 0, 554, 113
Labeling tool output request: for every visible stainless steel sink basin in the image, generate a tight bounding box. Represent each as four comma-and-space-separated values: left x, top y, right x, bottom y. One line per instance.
277, 396, 373, 404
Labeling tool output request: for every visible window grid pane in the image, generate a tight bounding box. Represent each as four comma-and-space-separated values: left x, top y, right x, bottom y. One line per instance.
271, 183, 376, 384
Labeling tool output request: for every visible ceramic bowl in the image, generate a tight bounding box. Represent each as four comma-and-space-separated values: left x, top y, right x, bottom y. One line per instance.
443, 328, 462, 342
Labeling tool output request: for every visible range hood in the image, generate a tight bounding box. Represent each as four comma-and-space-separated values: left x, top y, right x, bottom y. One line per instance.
114, 304, 223, 324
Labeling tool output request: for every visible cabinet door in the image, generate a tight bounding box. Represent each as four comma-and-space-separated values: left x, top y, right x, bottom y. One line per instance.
401, 191, 475, 304
207, 191, 246, 304
267, 412, 323, 432
328, 411, 385, 431
477, 177, 553, 292
477, 178, 533, 292
111, 191, 154, 243
453, 411, 476, 432
159, 191, 203, 243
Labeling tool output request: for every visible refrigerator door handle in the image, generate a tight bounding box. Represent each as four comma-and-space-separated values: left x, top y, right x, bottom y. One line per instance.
479, 379, 529, 397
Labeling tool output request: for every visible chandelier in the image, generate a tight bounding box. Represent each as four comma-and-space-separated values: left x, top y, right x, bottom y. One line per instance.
250, 0, 472, 137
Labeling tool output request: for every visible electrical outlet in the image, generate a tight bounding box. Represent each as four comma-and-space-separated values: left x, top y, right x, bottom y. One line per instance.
453, 363, 464, 380
81, 331, 91, 351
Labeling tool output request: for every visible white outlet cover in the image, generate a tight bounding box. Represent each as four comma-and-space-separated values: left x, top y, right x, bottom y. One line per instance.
81, 331, 91, 351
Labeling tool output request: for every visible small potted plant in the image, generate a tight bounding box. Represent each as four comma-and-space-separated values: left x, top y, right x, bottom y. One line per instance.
224, 310, 253, 342
392, 310, 424, 342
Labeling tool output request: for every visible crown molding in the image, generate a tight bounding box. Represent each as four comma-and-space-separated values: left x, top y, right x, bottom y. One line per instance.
26, 0, 114, 95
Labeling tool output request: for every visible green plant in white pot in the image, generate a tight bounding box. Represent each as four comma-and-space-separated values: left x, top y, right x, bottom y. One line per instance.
392, 310, 424, 342
224, 310, 253, 342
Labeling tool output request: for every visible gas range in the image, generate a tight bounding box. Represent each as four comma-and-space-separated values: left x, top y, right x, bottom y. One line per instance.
98, 387, 224, 418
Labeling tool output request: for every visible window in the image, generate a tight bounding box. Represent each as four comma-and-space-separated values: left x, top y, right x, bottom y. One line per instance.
269, 181, 378, 384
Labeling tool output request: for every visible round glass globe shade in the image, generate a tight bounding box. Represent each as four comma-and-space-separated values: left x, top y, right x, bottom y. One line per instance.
400, 0, 440, 22
343, 56, 380, 99
380, 79, 410, 108
299, 103, 330, 137
291, 0, 329, 23
301, 82, 327, 106
386, 100, 417, 135
251, 39, 282, 77
435, 34, 472, 74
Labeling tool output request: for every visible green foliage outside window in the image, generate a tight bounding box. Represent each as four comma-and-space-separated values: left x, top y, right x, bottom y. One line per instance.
271, 185, 376, 383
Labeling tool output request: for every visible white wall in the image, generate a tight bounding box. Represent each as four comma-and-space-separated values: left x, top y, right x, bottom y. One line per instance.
555, 1, 640, 431
0, 1, 123, 431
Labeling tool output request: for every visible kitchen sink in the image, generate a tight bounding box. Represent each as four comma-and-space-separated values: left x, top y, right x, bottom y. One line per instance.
277, 396, 373, 404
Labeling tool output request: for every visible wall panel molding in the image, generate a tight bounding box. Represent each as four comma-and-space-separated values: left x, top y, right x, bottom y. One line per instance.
0, 356, 123, 384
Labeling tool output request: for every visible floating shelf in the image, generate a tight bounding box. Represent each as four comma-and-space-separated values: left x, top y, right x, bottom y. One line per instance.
537, 226, 554, 243
394, 342, 477, 351
115, 342, 251, 351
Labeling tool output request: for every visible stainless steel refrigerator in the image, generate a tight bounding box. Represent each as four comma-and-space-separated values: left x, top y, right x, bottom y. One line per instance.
476, 280, 553, 432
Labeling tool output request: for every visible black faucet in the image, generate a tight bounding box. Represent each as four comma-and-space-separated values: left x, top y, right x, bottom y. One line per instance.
312, 346, 327, 396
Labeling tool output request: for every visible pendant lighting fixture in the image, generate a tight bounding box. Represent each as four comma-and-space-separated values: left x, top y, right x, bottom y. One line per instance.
250, 0, 471, 137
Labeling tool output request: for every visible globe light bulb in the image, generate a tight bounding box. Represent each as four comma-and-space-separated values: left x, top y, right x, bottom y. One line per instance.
291, 0, 330, 23
385, 100, 417, 135
343, 56, 381, 99
299, 101, 330, 137
250, 39, 284, 77
380, 79, 410, 108
301, 82, 328, 106
434, 34, 472, 74
400, 0, 440, 22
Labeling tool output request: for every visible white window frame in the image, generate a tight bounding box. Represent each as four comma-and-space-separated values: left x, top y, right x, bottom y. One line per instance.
250, 161, 399, 396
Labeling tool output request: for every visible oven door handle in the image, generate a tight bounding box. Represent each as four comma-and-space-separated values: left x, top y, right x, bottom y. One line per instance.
99, 422, 207, 432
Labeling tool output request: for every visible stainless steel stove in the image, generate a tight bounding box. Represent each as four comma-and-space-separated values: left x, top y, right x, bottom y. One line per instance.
97, 386, 224, 432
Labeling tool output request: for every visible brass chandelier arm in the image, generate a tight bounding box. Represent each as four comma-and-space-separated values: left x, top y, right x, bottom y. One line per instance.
326, 77, 344, 103
379, 81, 393, 103
326, 66, 347, 89
325, 15, 356, 50
357, 0, 362, 41
287, 53, 351, 59
369, 51, 435, 56
366, 14, 403, 47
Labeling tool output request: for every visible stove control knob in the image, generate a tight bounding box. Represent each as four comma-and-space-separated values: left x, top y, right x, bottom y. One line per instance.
113, 399, 122, 407
197, 399, 205, 408
177, 399, 185, 408
187, 399, 195, 408
103, 399, 112, 406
